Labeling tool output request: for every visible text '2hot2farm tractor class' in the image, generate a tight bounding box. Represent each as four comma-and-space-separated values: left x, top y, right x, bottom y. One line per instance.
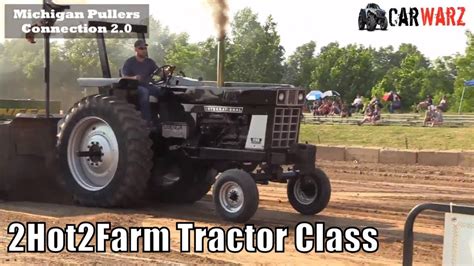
0, 2, 331, 223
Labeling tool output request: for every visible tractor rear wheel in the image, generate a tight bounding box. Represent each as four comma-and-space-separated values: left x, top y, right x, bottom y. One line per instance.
57, 95, 153, 207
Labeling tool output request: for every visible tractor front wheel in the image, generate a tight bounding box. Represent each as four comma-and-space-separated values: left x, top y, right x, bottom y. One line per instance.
213, 169, 259, 223
287, 168, 331, 215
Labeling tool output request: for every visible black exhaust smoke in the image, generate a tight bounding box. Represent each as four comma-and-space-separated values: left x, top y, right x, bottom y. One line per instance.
207, 0, 228, 87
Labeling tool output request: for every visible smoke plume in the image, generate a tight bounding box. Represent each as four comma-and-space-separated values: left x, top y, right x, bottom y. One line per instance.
207, 0, 228, 40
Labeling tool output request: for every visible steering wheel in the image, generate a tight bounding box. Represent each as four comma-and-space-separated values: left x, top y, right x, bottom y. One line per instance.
150, 64, 176, 85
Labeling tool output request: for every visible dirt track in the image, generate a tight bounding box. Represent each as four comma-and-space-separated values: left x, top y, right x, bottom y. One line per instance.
0, 161, 472, 264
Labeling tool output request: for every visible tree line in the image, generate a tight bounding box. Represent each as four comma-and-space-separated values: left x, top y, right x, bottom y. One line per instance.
0, 8, 473, 111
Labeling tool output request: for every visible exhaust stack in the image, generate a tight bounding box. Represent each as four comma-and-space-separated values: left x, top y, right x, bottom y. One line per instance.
206, 0, 228, 87
217, 38, 225, 87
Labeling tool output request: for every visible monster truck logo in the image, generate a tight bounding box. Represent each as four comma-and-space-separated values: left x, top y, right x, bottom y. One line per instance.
358, 3, 388, 31
358, 4, 467, 30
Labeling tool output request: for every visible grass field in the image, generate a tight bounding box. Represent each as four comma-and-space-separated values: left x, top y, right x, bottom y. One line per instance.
299, 124, 474, 150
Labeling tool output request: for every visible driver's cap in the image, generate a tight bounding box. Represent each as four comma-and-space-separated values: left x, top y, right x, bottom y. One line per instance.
134, 39, 148, 48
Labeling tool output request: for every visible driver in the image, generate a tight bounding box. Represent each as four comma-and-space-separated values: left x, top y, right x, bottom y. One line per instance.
122, 40, 162, 126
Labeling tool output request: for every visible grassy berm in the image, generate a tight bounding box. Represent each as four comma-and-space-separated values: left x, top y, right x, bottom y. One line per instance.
299, 124, 474, 150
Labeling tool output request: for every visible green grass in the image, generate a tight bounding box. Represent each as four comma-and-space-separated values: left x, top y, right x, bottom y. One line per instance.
299, 124, 474, 150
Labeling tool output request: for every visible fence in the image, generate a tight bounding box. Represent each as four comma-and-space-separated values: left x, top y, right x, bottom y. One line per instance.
303, 113, 474, 127
402, 203, 474, 266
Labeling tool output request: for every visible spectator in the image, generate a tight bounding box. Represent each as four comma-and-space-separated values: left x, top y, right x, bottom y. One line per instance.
340, 101, 351, 118
363, 96, 383, 113
423, 105, 436, 126
432, 106, 444, 126
363, 97, 376, 113
372, 97, 383, 109
351, 94, 364, 113
358, 104, 381, 126
437, 96, 448, 112
426, 95, 433, 106
311, 100, 320, 116
389, 93, 401, 113
424, 105, 444, 127
358, 105, 373, 125
316, 99, 331, 116
330, 100, 341, 115
416, 95, 434, 112
372, 105, 381, 122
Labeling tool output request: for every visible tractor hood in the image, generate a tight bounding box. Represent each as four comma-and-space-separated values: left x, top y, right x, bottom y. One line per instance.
164, 76, 306, 106
77, 77, 306, 107
170, 85, 306, 106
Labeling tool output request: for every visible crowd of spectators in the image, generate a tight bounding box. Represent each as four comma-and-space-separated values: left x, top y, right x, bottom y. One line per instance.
422, 96, 448, 127
307, 93, 449, 127
357, 97, 383, 125
311, 98, 350, 117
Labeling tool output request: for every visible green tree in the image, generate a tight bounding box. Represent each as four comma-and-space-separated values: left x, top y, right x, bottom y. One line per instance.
395, 44, 428, 66
372, 53, 429, 109
371, 46, 399, 83
148, 17, 181, 66
422, 56, 456, 105
196, 38, 219, 80
226, 9, 284, 83
309, 42, 343, 92
226, 8, 265, 82
283, 41, 316, 88
0, 40, 30, 99
371, 44, 433, 109
1, 11, 469, 114
257, 15, 284, 83
453, 31, 474, 112
166, 35, 200, 76
310, 43, 376, 102
63, 39, 101, 78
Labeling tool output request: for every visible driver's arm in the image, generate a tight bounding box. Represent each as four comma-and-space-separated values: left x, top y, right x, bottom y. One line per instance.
122, 60, 140, 80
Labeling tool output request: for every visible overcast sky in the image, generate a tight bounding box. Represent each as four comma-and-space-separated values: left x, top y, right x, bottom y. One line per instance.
1, 0, 473, 59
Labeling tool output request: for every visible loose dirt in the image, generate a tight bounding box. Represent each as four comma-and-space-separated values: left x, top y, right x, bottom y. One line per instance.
0, 161, 472, 264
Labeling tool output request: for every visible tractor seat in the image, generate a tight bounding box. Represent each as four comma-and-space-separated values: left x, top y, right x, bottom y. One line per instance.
119, 68, 158, 103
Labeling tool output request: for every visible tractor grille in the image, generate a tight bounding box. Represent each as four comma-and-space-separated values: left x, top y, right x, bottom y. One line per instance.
288, 90, 297, 104
272, 107, 300, 148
